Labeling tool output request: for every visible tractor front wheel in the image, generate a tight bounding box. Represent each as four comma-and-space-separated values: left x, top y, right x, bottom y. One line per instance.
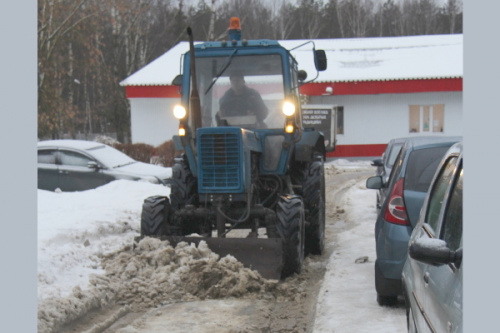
140, 195, 170, 237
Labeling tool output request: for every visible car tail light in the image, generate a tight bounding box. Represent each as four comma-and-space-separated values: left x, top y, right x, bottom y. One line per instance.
383, 178, 410, 225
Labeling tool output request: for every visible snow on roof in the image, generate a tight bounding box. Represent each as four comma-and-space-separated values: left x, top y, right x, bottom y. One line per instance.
38, 139, 105, 150
120, 34, 462, 86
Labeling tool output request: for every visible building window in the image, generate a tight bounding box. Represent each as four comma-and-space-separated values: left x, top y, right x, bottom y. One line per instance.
336, 106, 344, 135
409, 104, 444, 133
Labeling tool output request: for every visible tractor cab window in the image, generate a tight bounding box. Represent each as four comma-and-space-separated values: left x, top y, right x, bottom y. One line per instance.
195, 54, 285, 129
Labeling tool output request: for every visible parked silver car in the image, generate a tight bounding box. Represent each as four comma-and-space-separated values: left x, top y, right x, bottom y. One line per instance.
402, 142, 463, 332
38, 140, 171, 191
366, 136, 461, 306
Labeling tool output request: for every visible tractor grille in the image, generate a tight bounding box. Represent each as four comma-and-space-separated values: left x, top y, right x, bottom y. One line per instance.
199, 132, 241, 191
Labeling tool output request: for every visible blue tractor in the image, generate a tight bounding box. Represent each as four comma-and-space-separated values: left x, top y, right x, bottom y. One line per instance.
140, 18, 329, 279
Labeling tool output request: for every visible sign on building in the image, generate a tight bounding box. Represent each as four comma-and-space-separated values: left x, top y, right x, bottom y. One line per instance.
301, 105, 338, 152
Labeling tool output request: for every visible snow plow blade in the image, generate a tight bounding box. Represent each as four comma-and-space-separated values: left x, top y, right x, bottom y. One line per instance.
162, 236, 284, 280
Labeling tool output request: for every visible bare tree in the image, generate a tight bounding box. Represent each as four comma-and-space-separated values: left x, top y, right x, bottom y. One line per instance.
38, 0, 91, 92
338, 0, 375, 37
444, 0, 461, 33
272, 0, 297, 40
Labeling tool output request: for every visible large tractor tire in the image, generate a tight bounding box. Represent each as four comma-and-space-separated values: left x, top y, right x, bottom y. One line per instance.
170, 155, 198, 209
140, 195, 170, 237
276, 195, 305, 278
169, 155, 200, 235
301, 155, 326, 255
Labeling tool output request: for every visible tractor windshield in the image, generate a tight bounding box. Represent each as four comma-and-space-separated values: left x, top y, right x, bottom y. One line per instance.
194, 54, 286, 130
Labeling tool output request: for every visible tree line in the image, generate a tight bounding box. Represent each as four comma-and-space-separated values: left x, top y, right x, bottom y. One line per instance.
38, 0, 463, 142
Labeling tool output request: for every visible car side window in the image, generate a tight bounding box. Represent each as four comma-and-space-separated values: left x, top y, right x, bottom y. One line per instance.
441, 167, 463, 251
38, 149, 57, 164
404, 146, 449, 192
60, 150, 93, 167
425, 156, 459, 235
386, 148, 404, 186
387, 144, 402, 168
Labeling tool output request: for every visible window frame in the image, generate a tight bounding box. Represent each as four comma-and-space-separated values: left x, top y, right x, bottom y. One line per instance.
409, 104, 445, 134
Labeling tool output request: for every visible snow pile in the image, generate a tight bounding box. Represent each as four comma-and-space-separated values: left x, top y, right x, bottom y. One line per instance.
38, 237, 279, 333
102, 238, 276, 306
37, 180, 171, 303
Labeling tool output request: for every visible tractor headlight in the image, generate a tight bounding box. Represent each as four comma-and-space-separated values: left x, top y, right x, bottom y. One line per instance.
282, 101, 296, 116
173, 104, 187, 119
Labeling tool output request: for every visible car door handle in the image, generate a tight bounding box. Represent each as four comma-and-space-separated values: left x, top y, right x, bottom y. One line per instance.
58, 170, 69, 174
423, 272, 430, 284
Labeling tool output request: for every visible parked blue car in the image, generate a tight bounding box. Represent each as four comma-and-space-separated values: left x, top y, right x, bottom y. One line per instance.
371, 137, 408, 210
402, 142, 463, 332
366, 136, 461, 306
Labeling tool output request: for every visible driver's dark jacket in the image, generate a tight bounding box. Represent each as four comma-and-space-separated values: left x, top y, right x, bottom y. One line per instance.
219, 86, 268, 122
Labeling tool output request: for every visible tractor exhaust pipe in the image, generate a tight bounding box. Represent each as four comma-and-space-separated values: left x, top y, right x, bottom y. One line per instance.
187, 27, 202, 132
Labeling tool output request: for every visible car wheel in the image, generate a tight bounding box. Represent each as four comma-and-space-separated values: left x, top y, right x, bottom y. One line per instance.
377, 294, 398, 306
276, 195, 305, 278
375, 263, 399, 306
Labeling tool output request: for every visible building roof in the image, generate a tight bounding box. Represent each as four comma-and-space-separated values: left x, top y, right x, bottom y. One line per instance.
120, 34, 462, 87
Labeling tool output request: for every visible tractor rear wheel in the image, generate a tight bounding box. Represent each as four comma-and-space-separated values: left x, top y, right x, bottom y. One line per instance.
140, 195, 170, 237
302, 155, 326, 255
276, 195, 305, 278
170, 155, 200, 235
170, 155, 198, 210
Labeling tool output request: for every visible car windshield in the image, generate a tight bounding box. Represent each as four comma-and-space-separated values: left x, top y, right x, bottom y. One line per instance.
194, 54, 286, 129
87, 145, 136, 169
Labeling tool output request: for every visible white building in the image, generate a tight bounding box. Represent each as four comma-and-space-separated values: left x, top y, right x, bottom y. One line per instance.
120, 34, 462, 157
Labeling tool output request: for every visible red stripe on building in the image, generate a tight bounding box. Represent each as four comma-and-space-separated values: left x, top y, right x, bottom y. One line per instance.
300, 78, 462, 96
125, 85, 181, 98
327, 144, 387, 158
125, 78, 462, 98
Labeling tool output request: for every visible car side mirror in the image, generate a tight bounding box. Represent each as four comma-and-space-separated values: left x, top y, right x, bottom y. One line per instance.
366, 176, 383, 189
371, 159, 383, 167
409, 238, 462, 268
88, 161, 99, 170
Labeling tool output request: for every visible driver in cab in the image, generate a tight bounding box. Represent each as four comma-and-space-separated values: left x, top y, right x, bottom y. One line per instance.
218, 71, 268, 127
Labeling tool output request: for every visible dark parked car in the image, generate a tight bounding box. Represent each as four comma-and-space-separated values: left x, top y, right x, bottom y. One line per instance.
38, 140, 171, 192
402, 142, 463, 332
371, 137, 408, 209
366, 136, 461, 306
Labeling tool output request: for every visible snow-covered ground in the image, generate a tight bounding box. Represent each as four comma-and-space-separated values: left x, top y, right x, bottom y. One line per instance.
37, 159, 405, 332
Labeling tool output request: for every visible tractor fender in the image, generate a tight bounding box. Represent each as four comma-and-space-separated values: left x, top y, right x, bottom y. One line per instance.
294, 130, 325, 162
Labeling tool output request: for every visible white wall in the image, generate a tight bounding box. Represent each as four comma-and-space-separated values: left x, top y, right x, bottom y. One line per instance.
310, 91, 463, 145
130, 98, 180, 146
129, 91, 462, 148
